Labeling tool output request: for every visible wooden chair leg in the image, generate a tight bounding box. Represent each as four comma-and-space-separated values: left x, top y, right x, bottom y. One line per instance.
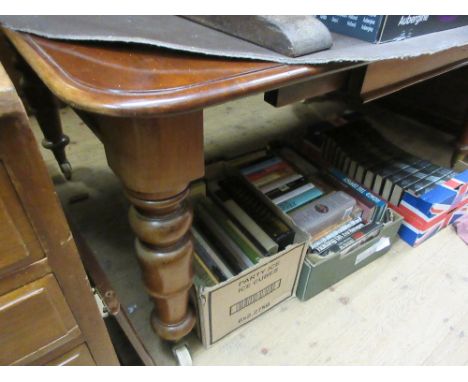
86, 111, 204, 342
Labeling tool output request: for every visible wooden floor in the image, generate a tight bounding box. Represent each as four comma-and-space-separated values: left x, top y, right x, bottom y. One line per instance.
30, 95, 468, 365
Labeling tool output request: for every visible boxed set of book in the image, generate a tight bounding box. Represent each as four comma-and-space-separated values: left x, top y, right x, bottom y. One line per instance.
317, 15, 468, 43
302, 112, 468, 247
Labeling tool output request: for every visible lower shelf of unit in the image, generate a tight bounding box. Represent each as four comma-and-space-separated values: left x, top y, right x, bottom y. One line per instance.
69, 185, 468, 365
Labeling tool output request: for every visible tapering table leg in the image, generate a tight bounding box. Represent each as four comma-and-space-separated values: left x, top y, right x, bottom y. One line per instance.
451, 109, 468, 168
86, 111, 204, 342
15, 56, 72, 179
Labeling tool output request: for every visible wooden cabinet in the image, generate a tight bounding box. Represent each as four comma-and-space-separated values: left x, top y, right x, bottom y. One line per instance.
46, 344, 96, 366
0, 63, 119, 365
0, 162, 44, 275
0, 275, 80, 365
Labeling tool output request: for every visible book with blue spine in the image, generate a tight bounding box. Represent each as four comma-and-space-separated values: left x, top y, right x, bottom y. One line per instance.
276, 187, 324, 213
329, 167, 387, 222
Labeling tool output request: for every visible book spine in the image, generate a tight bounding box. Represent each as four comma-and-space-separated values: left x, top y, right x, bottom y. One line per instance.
196, 201, 254, 272
277, 187, 324, 213
208, 182, 272, 255
193, 253, 219, 286
311, 221, 366, 256
223, 199, 278, 255
219, 177, 295, 250
252, 167, 295, 187
192, 226, 234, 280
201, 200, 263, 264
309, 216, 363, 250
259, 173, 304, 194
264, 176, 307, 199
329, 168, 387, 221
245, 161, 291, 182
331, 221, 383, 256
271, 182, 315, 204
240, 156, 281, 175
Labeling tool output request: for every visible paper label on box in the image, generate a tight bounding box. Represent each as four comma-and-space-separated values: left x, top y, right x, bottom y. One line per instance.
355, 237, 390, 265
205, 244, 303, 344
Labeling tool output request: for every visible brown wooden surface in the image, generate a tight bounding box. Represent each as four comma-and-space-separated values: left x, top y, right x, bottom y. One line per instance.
0, 258, 51, 296
3, 29, 350, 117
46, 343, 96, 366
72, 223, 157, 365
360, 46, 468, 102
86, 111, 205, 342
0, 166, 45, 276
0, 63, 119, 365
15, 54, 72, 179
0, 275, 81, 365
264, 70, 349, 107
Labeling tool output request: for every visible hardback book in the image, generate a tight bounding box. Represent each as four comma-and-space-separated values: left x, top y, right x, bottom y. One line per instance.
218, 176, 295, 250
329, 168, 387, 223
275, 186, 324, 213
380, 165, 423, 201
264, 176, 308, 199
259, 173, 304, 194
288, 191, 356, 236
192, 225, 235, 281
195, 199, 255, 273
193, 252, 219, 286
199, 198, 264, 265
389, 167, 453, 205
207, 180, 278, 255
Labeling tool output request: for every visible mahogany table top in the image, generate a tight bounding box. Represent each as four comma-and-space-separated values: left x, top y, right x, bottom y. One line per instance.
4, 29, 356, 117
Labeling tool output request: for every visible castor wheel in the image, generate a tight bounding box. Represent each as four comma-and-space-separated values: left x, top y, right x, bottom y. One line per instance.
59, 161, 72, 180
172, 343, 192, 366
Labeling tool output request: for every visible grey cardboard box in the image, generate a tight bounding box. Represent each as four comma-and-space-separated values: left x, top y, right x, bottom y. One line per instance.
190, 163, 308, 348
296, 209, 403, 301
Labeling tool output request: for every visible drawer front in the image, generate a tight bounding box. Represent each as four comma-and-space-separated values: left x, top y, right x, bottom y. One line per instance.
46, 344, 96, 366
0, 274, 80, 365
0, 161, 44, 275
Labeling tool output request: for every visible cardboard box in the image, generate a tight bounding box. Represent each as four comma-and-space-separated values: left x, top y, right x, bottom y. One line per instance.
296, 209, 403, 301
391, 170, 468, 246
191, 163, 308, 348
395, 201, 468, 246
317, 15, 468, 43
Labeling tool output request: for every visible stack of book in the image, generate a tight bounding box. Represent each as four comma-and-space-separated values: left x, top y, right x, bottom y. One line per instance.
233, 147, 390, 262
192, 174, 298, 285
192, 143, 394, 284
318, 119, 455, 207
295, 114, 468, 247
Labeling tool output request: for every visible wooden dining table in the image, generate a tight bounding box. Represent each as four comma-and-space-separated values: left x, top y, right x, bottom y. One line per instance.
2, 27, 467, 351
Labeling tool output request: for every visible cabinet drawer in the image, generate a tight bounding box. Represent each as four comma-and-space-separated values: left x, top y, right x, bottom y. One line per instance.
46, 344, 96, 366
0, 161, 44, 275
0, 274, 81, 365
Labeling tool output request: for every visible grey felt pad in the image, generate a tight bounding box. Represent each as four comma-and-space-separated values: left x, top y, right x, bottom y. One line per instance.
1, 15, 467, 64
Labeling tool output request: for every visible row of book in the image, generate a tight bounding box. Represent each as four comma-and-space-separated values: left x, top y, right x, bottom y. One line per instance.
237, 148, 390, 260
192, 146, 393, 284
318, 119, 455, 206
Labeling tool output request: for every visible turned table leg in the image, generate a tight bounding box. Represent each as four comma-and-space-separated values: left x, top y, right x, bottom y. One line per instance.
87, 111, 204, 342
16, 57, 72, 179
451, 109, 468, 168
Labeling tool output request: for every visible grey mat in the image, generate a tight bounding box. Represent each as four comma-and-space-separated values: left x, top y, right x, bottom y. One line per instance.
1, 15, 467, 64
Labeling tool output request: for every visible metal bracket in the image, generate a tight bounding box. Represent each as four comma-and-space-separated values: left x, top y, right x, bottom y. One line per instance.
92, 288, 110, 318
